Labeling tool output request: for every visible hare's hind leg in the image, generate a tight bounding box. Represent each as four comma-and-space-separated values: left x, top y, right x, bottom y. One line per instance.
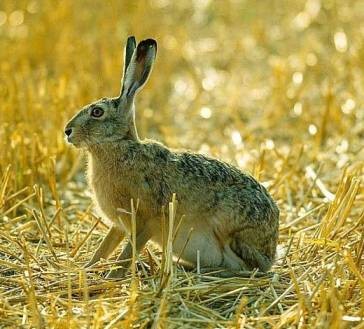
230, 234, 273, 272
84, 225, 124, 268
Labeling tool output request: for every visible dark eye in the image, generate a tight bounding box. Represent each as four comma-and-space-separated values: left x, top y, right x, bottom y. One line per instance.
91, 107, 104, 118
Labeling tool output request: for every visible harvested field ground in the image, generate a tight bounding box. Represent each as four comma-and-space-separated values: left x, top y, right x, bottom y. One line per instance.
0, 1, 363, 328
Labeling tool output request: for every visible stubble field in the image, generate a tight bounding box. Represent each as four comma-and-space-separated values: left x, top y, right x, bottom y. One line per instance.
0, 0, 363, 328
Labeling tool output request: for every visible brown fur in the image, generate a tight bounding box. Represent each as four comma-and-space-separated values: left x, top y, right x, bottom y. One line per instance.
65, 37, 279, 278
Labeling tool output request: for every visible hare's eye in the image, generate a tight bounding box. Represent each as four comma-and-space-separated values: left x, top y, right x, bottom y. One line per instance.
91, 107, 104, 118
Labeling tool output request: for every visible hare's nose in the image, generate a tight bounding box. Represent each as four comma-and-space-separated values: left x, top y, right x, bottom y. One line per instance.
65, 128, 73, 137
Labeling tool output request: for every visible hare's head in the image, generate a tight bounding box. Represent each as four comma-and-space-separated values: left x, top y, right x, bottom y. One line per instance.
64, 36, 157, 148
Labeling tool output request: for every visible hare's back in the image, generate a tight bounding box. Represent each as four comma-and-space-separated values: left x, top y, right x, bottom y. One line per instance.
174, 151, 263, 193
172, 152, 278, 217
141, 142, 278, 223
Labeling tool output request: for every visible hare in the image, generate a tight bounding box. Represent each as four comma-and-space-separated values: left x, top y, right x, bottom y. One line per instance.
65, 36, 279, 278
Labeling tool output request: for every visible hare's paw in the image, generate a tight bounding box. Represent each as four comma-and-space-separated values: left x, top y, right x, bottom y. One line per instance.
106, 267, 127, 280
83, 259, 98, 269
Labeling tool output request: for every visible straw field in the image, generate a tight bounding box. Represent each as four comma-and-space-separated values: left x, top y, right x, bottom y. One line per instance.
0, 0, 363, 328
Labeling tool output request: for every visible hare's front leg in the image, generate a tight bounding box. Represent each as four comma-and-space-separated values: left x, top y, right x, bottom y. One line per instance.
106, 227, 151, 279
84, 225, 124, 268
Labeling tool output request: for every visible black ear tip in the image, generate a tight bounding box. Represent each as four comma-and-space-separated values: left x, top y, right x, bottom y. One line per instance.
138, 38, 157, 52
136, 39, 157, 61
127, 35, 136, 47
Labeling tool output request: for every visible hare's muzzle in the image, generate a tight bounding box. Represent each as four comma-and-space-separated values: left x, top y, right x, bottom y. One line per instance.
64, 125, 76, 144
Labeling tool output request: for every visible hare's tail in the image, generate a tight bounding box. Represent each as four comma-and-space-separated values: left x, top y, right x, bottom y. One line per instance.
230, 238, 273, 272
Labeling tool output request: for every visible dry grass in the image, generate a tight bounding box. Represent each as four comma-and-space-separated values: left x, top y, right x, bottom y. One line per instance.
0, 0, 363, 328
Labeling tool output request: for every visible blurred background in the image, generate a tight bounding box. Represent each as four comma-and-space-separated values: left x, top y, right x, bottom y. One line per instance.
1, 0, 363, 189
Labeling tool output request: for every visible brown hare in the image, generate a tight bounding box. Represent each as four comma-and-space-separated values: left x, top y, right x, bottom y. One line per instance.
65, 36, 279, 278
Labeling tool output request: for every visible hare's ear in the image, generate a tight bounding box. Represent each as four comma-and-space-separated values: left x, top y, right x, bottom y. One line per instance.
123, 36, 136, 78
120, 38, 157, 100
